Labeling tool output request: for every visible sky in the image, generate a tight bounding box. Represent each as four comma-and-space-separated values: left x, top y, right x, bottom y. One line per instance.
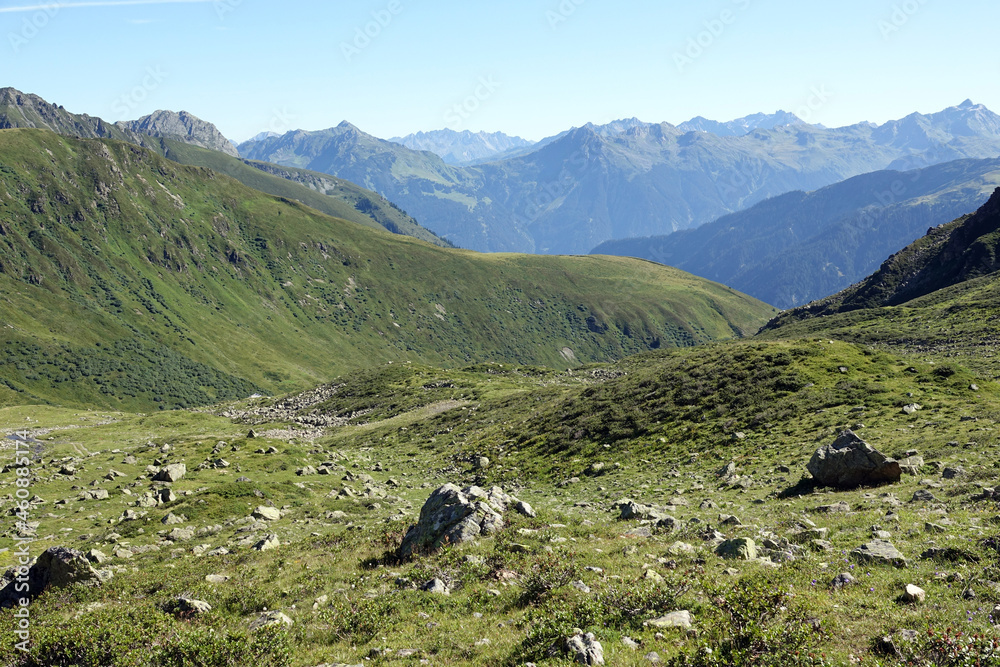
2, 0, 998, 143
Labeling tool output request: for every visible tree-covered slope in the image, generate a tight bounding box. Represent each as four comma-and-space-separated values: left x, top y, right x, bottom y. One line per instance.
0, 129, 775, 410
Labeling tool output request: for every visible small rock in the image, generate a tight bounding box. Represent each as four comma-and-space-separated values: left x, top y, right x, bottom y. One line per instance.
562, 632, 604, 666
852, 539, 907, 568
901, 584, 925, 603
249, 610, 292, 631
422, 578, 450, 595
253, 534, 280, 551
646, 610, 693, 630
252, 506, 281, 521
154, 463, 186, 483
176, 597, 212, 615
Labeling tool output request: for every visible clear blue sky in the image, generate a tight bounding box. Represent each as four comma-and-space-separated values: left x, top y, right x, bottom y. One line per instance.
3, 0, 998, 142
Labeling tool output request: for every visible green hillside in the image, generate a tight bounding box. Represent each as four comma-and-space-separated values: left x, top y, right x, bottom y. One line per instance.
0, 88, 448, 246
0, 129, 774, 411
152, 138, 451, 247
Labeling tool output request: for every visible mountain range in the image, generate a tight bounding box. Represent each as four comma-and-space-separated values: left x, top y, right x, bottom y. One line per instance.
0, 88, 448, 247
385, 129, 534, 165
240, 101, 1000, 254
592, 157, 1000, 308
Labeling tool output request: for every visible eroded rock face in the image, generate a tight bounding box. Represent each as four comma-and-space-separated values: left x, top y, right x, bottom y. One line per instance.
807, 430, 901, 488
398, 484, 520, 558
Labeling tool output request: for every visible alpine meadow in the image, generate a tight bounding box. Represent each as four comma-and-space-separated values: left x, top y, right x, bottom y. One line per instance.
4, 3, 1000, 667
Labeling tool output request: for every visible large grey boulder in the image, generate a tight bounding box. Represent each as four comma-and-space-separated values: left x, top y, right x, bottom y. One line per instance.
0, 546, 108, 606
807, 431, 901, 488
715, 538, 758, 561
562, 632, 605, 665
154, 463, 186, 483
852, 539, 907, 568
618, 500, 664, 521
398, 484, 516, 558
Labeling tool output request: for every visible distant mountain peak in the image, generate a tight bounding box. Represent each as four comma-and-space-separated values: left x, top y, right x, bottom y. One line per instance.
387, 127, 534, 165
678, 111, 809, 137
117, 109, 238, 157
959, 99, 977, 109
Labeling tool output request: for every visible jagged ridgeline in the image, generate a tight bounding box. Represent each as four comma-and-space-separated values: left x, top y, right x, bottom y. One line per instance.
0, 129, 775, 410
0, 88, 449, 248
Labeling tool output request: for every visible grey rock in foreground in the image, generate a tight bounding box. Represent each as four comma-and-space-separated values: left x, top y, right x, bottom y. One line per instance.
154, 463, 186, 483
0, 546, 109, 606
559, 632, 605, 665
398, 484, 526, 558
807, 430, 901, 488
852, 539, 907, 568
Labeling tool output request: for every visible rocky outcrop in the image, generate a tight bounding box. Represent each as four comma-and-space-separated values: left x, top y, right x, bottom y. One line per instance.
117, 110, 239, 157
807, 430, 901, 488
398, 484, 530, 558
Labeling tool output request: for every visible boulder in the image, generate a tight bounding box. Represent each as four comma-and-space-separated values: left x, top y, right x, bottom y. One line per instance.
618, 500, 664, 521
513, 500, 537, 518
901, 584, 925, 603
807, 430, 901, 488
253, 534, 280, 551
1, 546, 108, 605
252, 506, 281, 521
176, 597, 212, 615
562, 632, 605, 665
249, 610, 292, 631
397, 484, 516, 558
422, 578, 450, 595
716, 538, 758, 561
852, 539, 907, 568
154, 463, 186, 483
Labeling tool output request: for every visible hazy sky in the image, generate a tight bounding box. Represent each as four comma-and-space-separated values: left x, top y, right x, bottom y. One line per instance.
3, 0, 998, 142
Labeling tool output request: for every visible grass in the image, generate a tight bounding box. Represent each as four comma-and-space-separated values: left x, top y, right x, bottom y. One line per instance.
3, 339, 1000, 665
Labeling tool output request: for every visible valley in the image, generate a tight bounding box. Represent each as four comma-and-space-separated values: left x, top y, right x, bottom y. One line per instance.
4, 31, 1000, 664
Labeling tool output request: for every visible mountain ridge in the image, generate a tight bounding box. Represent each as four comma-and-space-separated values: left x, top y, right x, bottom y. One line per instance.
241, 101, 1000, 254
591, 157, 1000, 308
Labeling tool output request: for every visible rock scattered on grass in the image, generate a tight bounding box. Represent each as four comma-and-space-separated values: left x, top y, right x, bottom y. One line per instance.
807, 430, 901, 488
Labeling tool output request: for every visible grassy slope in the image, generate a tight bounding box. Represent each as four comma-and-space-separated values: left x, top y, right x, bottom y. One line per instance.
153, 138, 451, 247
0, 129, 775, 410
3, 340, 1000, 666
